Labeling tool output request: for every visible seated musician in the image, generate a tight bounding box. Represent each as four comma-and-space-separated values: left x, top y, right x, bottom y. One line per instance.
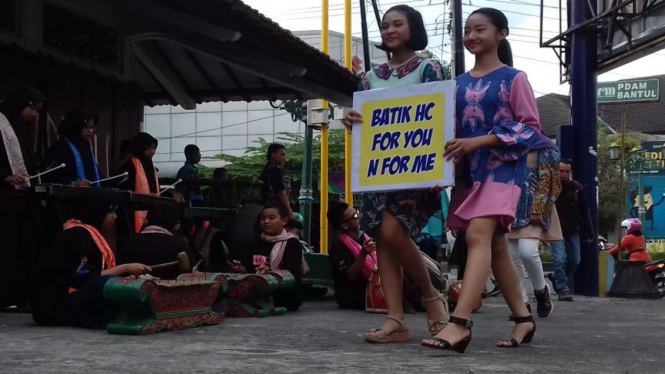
117, 202, 190, 276
249, 202, 309, 311
177, 144, 204, 207
119, 132, 160, 233
286, 219, 312, 254
42, 109, 101, 187
31, 189, 151, 328
327, 202, 378, 310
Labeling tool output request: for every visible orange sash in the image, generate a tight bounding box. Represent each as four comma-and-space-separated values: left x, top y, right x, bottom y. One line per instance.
63, 219, 116, 269
131, 157, 160, 233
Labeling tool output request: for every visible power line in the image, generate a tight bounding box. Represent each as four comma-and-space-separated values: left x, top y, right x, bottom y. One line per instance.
148, 112, 293, 141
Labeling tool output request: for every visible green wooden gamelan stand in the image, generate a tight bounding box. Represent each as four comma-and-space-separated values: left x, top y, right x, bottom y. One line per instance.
225, 270, 295, 318
104, 273, 227, 335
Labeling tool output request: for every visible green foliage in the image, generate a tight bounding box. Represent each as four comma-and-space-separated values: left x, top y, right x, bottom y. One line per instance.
539, 252, 553, 263
597, 124, 646, 236
199, 130, 347, 183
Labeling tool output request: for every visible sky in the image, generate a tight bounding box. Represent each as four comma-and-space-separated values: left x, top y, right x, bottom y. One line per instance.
242, 0, 665, 97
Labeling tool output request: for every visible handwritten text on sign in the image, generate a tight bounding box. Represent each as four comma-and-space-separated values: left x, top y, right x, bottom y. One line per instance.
351, 81, 455, 193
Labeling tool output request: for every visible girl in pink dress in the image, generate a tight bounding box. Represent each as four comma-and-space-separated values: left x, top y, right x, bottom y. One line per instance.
422, 8, 543, 352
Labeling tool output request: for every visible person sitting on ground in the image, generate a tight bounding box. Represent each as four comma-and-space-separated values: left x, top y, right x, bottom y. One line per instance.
42, 109, 102, 187
31, 189, 151, 328
177, 144, 204, 207
117, 202, 191, 278
327, 202, 378, 310
247, 202, 309, 311
608, 218, 651, 262
286, 218, 312, 254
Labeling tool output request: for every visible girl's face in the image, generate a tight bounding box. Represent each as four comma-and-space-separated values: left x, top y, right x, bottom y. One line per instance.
463, 13, 506, 56
80, 119, 96, 142
260, 208, 287, 236
143, 143, 157, 160
381, 11, 411, 52
20, 102, 43, 124
102, 211, 117, 229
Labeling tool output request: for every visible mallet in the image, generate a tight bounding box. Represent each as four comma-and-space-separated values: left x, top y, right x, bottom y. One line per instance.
150, 252, 190, 272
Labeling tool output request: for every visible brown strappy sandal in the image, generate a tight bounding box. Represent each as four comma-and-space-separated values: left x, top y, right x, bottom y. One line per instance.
364, 315, 409, 343
423, 293, 449, 336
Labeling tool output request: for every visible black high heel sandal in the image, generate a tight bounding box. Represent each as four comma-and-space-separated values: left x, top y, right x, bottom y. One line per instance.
421, 316, 473, 354
498, 315, 536, 348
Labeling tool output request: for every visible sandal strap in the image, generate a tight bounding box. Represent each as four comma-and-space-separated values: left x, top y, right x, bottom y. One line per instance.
448, 316, 473, 328
422, 293, 443, 304
385, 315, 403, 326
513, 315, 534, 324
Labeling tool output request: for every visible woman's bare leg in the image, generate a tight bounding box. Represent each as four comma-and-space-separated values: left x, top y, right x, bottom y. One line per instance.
491, 230, 535, 346
422, 217, 497, 346
379, 213, 447, 333
366, 217, 405, 336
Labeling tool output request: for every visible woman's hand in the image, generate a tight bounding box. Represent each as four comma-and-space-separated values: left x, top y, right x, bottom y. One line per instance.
230, 260, 247, 274
116, 263, 152, 276
255, 264, 269, 275
444, 138, 485, 162
352, 56, 363, 74
71, 179, 92, 187
363, 239, 376, 255
4, 173, 28, 185
429, 185, 444, 194
343, 110, 363, 133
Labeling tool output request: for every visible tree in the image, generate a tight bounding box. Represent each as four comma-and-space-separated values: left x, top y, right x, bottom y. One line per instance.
198, 129, 347, 204
597, 122, 646, 237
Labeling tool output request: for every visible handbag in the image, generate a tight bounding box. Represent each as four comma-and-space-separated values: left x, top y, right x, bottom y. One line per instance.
365, 269, 388, 314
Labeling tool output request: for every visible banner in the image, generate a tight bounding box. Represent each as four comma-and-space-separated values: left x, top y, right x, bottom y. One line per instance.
351, 81, 455, 193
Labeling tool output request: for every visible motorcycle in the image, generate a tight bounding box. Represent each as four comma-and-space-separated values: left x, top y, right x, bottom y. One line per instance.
645, 259, 665, 295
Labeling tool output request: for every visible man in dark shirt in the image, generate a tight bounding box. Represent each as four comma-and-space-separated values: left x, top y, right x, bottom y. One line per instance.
176, 144, 204, 206
328, 202, 377, 309
117, 202, 190, 278
259, 144, 294, 220
550, 159, 594, 302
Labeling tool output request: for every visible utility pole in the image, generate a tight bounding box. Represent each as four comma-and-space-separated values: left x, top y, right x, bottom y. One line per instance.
570, 0, 599, 296
451, 0, 465, 77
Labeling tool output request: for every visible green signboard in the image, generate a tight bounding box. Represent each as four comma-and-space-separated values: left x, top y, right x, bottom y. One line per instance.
597, 79, 660, 104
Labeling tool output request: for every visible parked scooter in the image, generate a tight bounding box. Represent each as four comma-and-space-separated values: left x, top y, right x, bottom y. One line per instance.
645, 259, 665, 296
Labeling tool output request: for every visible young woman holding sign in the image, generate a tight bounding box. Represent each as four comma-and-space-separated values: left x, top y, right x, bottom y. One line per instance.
343, 5, 450, 343
420, 8, 545, 352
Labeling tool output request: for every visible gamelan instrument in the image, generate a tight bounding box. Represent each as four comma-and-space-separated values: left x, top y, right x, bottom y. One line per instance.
103, 273, 226, 335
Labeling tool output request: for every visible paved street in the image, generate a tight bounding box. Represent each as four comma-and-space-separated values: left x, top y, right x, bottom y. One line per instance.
0, 294, 662, 374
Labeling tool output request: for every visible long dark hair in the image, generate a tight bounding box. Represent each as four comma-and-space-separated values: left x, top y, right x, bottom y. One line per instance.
469, 8, 513, 67
377, 5, 428, 52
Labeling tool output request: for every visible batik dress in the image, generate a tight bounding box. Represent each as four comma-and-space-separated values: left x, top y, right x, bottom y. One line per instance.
449, 66, 542, 231
358, 56, 446, 238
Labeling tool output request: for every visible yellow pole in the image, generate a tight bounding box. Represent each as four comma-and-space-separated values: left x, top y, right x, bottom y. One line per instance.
321, 0, 330, 254
344, 0, 353, 206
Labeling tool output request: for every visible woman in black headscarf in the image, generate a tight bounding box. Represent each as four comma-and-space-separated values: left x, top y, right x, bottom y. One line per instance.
42, 109, 102, 187
32, 188, 151, 328
0, 86, 47, 309
119, 132, 159, 194
119, 132, 160, 233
